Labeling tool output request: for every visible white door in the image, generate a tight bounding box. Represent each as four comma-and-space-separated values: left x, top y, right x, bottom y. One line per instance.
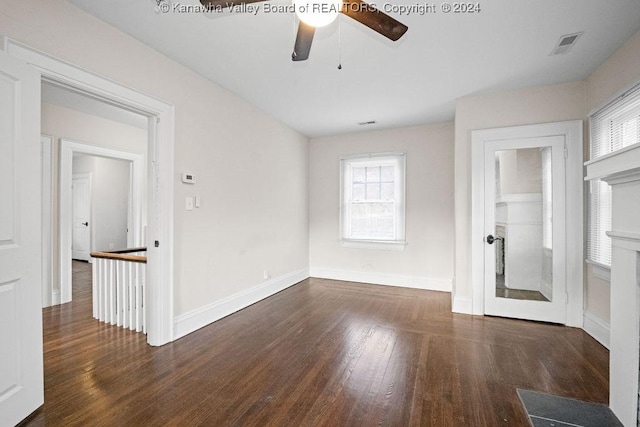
483, 136, 567, 324
72, 175, 91, 261
0, 52, 44, 425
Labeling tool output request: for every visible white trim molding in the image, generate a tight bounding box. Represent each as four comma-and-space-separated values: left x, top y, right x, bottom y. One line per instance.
586, 142, 640, 426
41, 135, 54, 308
173, 268, 309, 340
586, 260, 611, 282
452, 293, 473, 314
59, 139, 143, 305
5, 37, 175, 346
584, 142, 640, 181
583, 310, 610, 349
469, 120, 584, 327
309, 267, 452, 292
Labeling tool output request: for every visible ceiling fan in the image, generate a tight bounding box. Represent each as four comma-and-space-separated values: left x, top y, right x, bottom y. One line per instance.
199, 0, 408, 61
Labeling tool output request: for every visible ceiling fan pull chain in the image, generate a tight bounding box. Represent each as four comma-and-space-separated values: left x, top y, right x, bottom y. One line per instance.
338, 14, 343, 70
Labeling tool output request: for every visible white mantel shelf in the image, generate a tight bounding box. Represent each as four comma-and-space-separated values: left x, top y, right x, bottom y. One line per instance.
585, 142, 640, 182
585, 142, 640, 427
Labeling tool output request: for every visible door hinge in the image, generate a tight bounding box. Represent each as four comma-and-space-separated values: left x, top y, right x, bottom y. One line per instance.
564, 143, 568, 159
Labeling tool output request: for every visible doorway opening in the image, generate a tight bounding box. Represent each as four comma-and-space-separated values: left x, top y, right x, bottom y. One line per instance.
6, 38, 176, 346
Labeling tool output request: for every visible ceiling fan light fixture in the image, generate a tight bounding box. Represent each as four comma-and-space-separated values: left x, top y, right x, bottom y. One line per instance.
294, 0, 342, 28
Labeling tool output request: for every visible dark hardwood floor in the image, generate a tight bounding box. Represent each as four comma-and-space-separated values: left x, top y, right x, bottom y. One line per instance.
22, 261, 609, 426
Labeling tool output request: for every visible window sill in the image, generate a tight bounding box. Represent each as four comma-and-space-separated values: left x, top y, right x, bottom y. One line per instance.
586, 259, 611, 282
341, 239, 407, 251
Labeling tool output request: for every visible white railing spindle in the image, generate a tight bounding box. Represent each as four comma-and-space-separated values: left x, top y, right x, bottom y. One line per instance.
90, 247, 147, 335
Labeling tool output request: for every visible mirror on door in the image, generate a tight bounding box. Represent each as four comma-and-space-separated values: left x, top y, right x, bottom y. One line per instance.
493, 147, 553, 302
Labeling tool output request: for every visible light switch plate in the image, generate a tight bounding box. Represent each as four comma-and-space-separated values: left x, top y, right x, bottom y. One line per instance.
185, 196, 194, 211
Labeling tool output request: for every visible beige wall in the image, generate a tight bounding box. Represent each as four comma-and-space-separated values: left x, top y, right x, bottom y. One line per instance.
7, 0, 309, 316
309, 123, 454, 289
587, 30, 640, 113
453, 81, 587, 300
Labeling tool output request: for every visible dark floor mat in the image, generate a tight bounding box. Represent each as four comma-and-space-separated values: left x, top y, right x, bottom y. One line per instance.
517, 389, 622, 427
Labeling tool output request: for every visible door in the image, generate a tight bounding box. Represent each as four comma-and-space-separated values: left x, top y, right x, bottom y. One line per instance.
483, 136, 566, 324
0, 52, 44, 425
72, 174, 91, 261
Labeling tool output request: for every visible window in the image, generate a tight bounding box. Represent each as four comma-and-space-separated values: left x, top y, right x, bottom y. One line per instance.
588, 83, 640, 267
587, 179, 612, 266
340, 153, 406, 249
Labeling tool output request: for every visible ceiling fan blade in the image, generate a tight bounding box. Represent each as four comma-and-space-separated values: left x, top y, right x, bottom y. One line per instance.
292, 22, 316, 61
342, 0, 408, 41
199, 0, 265, 10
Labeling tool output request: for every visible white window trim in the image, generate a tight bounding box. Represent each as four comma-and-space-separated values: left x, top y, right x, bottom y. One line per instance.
586, 259, 611, 282
340, 152, 406, 250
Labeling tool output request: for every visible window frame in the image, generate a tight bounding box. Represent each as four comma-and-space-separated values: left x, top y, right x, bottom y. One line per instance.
587, 82, 640, 269
340, 152, 406, 250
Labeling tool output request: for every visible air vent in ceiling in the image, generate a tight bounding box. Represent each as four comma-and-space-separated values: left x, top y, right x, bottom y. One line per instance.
358, 120, 377, 126
550, 32, 583, 55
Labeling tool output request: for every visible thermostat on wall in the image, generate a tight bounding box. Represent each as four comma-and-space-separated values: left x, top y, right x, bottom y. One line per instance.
182, 172, 196, 184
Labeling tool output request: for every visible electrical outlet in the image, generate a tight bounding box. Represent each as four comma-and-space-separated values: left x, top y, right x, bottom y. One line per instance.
185, 197, 194, 211
263, 270, 269, 280
109, 243, 114, 249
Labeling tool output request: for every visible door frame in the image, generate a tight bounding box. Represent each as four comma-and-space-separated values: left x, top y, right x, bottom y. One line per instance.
60, 140, 142, 304
41, 135, 55, 307
71, 171, 93, 262
470, 120, 584, 327
5, 37, 175, 346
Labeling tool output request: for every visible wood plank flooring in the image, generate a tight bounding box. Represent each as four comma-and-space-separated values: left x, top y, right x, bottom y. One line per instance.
21, 262, 609, 426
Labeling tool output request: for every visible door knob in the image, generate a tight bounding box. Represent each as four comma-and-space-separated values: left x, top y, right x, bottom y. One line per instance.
82, 222, 89, 226
486, 234, 495, 244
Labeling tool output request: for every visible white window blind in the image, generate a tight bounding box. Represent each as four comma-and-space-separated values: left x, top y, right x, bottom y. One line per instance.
590, 83, 640, 159
587, 179, 612, 266
587, 82, 640, 266
341, 153, 406, 249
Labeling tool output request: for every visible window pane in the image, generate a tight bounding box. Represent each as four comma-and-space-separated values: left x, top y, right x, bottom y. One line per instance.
352, 166, 365, 183
341, 154, 405, 244
366, 183, 380, 200
622, 116, 639, 148
366, 166, 380, 182
587, 179, 612, 266
381, 182, 394, 199
381, 165, 394, 182
352, 183, 365, 200
350, 202, 395, 239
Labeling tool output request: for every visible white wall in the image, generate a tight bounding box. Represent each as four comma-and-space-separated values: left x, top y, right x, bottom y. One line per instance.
5, 0, 309, 318
73, 155, 131, 252
309, 123, 454, 291
454, 81, 587, 306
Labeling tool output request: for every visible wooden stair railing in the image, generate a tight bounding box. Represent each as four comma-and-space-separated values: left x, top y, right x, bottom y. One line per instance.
90, 247, 147, 334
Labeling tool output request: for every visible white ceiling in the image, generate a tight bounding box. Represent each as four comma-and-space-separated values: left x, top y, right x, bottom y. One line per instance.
67, 0, 640, 137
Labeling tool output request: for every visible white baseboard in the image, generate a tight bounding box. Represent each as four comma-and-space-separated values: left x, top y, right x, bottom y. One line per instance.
583, 310, 610, 349
52, 289, 61, 306
173, 268, 309, 340
309, 267, 452, 292
452, 294, 472, 314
